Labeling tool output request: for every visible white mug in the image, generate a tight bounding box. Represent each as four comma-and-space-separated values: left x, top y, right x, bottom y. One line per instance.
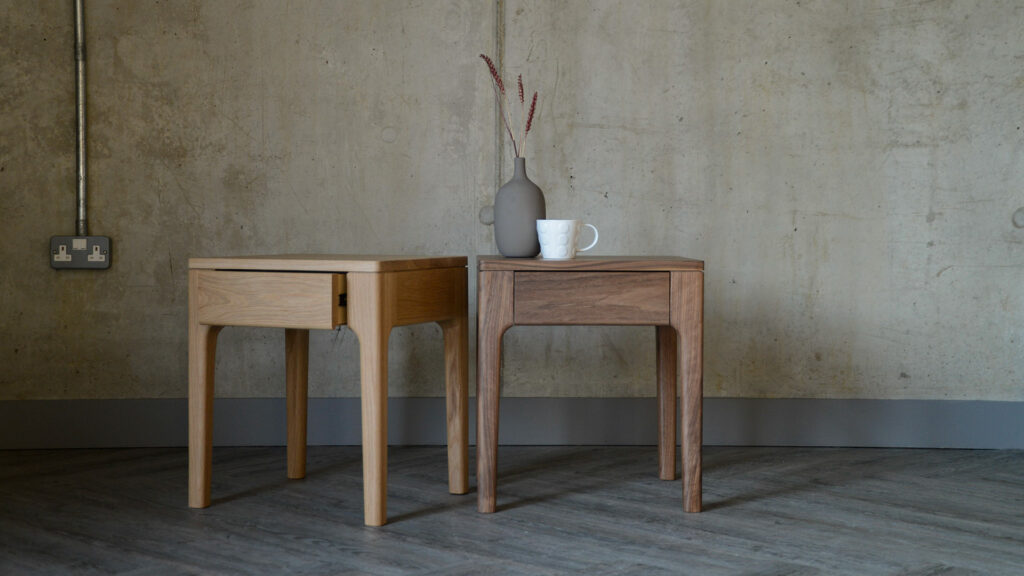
536, 219, 599, 260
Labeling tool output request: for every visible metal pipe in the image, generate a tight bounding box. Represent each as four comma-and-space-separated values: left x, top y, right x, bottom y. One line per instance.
75, 0, 87, 236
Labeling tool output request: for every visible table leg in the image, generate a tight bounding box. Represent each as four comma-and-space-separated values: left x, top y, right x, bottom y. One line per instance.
286, 328, 309, 480
348, 272, 391, 526
672, 271, 704, 513
477, 270, 514, 513
656, 325, 677, 481
188, 270, 222, 508
440, 312, 469, 495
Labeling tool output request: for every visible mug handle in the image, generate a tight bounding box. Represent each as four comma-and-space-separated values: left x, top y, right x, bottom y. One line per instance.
578, 223, 599, 252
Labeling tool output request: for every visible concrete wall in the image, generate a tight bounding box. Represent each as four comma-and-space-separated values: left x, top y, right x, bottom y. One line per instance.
1, 0, 1021, 402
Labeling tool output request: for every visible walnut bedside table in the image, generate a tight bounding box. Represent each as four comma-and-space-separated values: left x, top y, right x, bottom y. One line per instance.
476, 256, 704, 514
188, 255, 469, 526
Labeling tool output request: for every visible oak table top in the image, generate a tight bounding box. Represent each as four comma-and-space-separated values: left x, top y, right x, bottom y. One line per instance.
189, 254, 467, 273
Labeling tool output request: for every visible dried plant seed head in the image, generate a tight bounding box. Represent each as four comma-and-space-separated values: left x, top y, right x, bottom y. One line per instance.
518, 75, 524, 104
480, 53, 505, 94
525, 92, 538, 133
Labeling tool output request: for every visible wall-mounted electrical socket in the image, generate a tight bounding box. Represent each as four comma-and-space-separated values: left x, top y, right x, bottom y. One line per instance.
50, 235, 111, 270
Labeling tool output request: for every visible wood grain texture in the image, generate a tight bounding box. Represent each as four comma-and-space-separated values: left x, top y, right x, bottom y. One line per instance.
656, 326, 677, 481
196, 271, 345, 330
285, 329, 309, 480
477, 270, 515, 513
346, 272, 391, 526
672, 270, 704, 513
6, 447, 1022, 575
479, 255, 703, 272
190, 254, 466, 273
514, 272, 670, 325
439, 267, 469, 495
187, 270, 222, 509
391, 267, 466, 327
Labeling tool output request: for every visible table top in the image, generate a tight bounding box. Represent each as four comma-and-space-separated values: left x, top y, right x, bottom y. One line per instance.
478, 255, 703, 272
189, 254, 467, 273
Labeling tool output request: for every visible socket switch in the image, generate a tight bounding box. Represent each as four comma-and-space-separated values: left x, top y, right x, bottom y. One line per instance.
50, 235, 112, 270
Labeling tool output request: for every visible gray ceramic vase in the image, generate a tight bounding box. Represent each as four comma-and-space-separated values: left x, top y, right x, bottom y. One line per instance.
494, 157, 546, 257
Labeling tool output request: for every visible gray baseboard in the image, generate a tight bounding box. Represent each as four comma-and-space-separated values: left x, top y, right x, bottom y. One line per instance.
1, 398, 1021, 449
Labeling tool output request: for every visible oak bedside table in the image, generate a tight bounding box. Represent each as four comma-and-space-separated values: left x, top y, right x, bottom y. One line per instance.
188, 254, 469, 526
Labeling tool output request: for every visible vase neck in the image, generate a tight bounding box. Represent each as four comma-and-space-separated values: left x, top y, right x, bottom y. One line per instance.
511, 157, 527, 179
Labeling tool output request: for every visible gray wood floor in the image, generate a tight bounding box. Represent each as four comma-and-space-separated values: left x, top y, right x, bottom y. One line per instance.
0, 446, 1021, 575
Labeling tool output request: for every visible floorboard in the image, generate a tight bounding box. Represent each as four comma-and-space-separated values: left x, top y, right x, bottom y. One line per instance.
0, 447, 1021, 575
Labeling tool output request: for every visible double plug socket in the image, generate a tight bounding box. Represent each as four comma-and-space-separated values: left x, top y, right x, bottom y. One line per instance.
50, 235, 111, 269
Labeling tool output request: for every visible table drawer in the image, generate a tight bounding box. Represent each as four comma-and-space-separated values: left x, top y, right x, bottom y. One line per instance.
514, 271, 669, 325
196, 270, 346, 329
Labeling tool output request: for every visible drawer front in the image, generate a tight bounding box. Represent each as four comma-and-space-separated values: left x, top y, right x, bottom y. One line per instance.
196, 271, 346, 329
514, 271, 669, 325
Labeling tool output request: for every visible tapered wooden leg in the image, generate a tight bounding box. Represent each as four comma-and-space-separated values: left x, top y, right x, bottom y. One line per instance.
477, 270, 515, 513
440, 312, 469, 495
348, 272, 391, 526
188, 270, 222, 508
656, 325, 677, 481
286, 328, 309, 480
672, 271, 704, 513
